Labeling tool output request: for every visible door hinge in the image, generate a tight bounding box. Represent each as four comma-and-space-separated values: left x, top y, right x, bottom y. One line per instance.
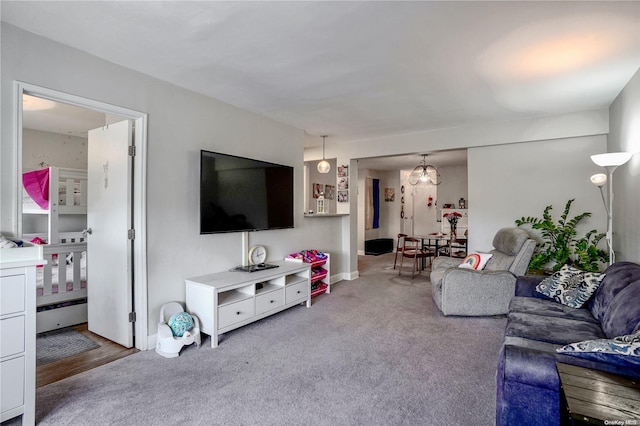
129, 312, 136, 322
128, 145, 136, 156
128, 229, 135, 240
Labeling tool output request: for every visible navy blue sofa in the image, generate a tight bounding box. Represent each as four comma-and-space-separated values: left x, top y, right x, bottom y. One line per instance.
496, 261, 640, 426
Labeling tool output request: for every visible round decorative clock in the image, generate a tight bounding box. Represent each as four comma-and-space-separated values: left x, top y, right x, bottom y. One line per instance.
248, 245, 267, 265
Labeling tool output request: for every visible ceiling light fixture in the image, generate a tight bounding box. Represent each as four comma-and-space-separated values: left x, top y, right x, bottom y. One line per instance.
317, 135, 330, 174
409, 154, 441, 186
589, 151, 633, 265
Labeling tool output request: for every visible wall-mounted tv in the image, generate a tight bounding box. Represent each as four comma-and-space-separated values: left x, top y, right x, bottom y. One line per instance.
200, 150, 294, 234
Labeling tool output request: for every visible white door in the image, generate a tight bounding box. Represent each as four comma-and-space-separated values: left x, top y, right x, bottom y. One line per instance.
87, 120, 133, 347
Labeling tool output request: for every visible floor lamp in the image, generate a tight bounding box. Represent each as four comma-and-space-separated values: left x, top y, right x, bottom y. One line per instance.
590, 152, 633, 265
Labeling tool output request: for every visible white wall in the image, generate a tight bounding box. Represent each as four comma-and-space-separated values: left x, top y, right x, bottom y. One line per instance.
1, 24, 346, 338
22, 129, 88, 171
436, 165, 468, 211
468, 135, 608, 253
307, 112, 610, 272
608, 67, 640, 262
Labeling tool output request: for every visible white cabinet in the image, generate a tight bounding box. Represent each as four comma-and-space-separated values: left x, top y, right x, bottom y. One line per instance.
1, 246, 42, 425
186, 260, 311, 348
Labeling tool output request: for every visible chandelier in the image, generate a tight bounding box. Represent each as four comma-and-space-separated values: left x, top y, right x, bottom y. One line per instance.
408, 154, 441, 186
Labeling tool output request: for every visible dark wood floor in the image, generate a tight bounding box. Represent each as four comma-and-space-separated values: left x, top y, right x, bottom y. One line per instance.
36, 324, 138, 388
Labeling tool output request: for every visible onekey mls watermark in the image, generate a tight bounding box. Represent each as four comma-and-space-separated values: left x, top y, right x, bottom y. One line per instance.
604, 420, 639, 425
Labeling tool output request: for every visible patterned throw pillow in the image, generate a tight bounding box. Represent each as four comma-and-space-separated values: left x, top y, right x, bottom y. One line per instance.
458, 252, 493, 270
535, 265, 605, 308
557, 330, 640, 356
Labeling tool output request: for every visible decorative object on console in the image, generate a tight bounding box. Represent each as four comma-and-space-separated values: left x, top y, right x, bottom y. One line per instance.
317, 135, 330, 174
590, 151, 633, 265
408, 154, 441, 186
515, 199, 608, 273
248, 245, 267, 265
535, 264, 605, 308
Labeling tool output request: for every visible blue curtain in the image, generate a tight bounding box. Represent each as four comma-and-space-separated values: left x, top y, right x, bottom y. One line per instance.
373, 178, 380, 229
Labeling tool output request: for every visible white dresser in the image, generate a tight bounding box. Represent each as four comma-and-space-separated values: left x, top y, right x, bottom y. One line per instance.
186, 260, 311, 348
1, 244, 43, 425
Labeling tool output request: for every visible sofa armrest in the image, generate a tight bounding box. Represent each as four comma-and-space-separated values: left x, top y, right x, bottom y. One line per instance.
432, 256, 461, 271
439, 269, 517, 315
501, 344, 560, 390
514, 275, 552, 299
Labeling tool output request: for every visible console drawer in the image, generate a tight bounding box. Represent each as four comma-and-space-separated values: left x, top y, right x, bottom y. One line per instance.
286, 281, 309, 303
218, 298, 254, 330
255, 289, 284, 315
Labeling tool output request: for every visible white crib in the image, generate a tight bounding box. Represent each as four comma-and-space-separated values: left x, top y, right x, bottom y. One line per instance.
35, 240, 87, 333
22, 167, 89, 333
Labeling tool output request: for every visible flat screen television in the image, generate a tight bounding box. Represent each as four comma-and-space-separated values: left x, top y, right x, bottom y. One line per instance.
200, 150, 294, 234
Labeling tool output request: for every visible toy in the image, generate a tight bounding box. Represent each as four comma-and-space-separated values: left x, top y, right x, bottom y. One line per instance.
155, 302, 201, 358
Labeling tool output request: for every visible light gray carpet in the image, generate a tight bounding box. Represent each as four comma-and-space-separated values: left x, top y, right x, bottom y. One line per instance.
36, 328, 99, 366
32, 254, 506, 425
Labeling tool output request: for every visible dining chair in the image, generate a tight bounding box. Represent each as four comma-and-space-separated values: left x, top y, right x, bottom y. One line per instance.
398, 237, 434, 277
393, 233, 408, 269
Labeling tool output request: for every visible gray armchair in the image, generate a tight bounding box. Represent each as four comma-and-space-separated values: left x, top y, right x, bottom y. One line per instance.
430, 227, 536, 316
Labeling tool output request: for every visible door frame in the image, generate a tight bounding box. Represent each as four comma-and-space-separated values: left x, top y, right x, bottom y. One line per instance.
13, 81, 149, 350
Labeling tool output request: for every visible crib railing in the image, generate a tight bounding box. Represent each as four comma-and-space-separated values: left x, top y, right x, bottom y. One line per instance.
38, 241, 87, 306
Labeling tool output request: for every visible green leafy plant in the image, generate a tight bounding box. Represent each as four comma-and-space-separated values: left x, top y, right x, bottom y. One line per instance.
515, 199, 608, 272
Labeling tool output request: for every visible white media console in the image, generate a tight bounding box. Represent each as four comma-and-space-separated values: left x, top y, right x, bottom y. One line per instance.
185, 260, 311, 348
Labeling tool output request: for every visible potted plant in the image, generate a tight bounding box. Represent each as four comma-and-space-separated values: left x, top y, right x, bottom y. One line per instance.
515, 199, 608, 273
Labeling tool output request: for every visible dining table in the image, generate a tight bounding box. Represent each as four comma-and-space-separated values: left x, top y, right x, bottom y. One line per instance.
414, 233, 468, 268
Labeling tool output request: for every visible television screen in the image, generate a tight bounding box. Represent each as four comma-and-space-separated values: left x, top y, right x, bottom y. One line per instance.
200, 150, 294, 234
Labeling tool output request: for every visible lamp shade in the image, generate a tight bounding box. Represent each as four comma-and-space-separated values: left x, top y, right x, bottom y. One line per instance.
590, 173, 607, 187
317, 159, 331, 174
591, 152, 633, 167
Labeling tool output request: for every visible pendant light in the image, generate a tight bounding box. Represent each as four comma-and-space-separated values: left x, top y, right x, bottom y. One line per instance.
408, 154, 441, 186
317, 135, 331, 174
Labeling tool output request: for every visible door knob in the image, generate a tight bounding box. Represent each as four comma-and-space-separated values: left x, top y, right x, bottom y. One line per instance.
82, 228, 93, 236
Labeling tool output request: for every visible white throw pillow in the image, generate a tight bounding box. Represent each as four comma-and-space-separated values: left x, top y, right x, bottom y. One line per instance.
458, 253, 493, 270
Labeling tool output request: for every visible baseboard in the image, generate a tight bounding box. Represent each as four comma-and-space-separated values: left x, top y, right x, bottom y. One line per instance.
344, 270, 359, 280
357, 249, 365, 256
147, 333, 157, 351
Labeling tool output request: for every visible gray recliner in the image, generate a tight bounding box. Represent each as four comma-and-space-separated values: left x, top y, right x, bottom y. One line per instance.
430, 227, 536, 316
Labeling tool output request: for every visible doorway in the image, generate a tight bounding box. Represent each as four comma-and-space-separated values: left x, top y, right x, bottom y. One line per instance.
15, 83, 148, 353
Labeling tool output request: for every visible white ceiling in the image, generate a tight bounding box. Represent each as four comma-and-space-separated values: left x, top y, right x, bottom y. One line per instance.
4, 1, 640, 168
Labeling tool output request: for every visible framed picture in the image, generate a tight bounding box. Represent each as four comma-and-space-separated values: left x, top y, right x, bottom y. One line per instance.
337, 190, 349, 203
337, 165, 348, 177
324, 184, 335, 200
338, 177, 348, 190
384, 188, 395, 202
313, 183, 324, 199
